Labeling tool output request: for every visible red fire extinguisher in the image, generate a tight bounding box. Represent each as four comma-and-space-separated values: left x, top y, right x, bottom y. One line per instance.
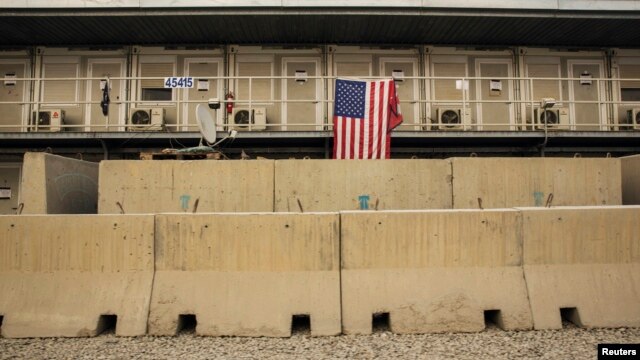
225, 92, 234, 114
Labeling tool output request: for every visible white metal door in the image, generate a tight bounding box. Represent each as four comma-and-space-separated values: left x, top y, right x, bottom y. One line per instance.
0, 60, 29, 132
475, 59, 514, 131
568, 60, 606, 131
282, 58, 321, 131
183, 59, 222, 132
86, 59, 125, 131
380, 58, 420, 130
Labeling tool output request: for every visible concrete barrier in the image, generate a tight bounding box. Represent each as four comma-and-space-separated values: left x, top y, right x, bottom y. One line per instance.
521, 206, 640, 329
451, 158, 621, 209
621, 154, 640, 205
274, 160, 452, 212
0, 215, 154, 337
340, 210, 532, 334
20, 152, 99, 214
148, 213, 341, 337
98, 160, 274, 214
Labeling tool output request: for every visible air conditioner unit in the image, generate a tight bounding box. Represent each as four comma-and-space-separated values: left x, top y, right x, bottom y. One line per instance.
626, 108, 640, 130
129, 108, 165, 131
30, 109, 65, 132
435, 108, 469, 130
534, 107, 569, 130
232, 107, 267, 131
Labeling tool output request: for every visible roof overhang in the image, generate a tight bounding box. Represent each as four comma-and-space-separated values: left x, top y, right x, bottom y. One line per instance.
1, 8, 640, 47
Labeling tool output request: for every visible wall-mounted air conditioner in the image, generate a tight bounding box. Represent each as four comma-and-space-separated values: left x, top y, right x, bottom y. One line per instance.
232, 107, 267, 131
626, 108, 640, 130
534, 107, 569, 130
435, 107, 469, 130
128, 108, 165, 131
30, 109, 65, 132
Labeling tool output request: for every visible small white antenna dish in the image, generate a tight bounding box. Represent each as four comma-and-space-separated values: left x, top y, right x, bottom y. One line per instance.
196, 104, 217, 144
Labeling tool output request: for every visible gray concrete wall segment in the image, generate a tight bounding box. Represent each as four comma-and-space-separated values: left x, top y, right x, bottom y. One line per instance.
0, 215, 155, 337
340, 209, 533, 334
148, 212, 341, 337
451, 157, 622, 209
98, 160, 274, 214
519, 206, 640, 329
20, 152, 99, 214
274, 159, 453, 212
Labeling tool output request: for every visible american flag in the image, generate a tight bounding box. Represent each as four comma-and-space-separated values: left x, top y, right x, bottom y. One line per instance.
333, 78, 403, 159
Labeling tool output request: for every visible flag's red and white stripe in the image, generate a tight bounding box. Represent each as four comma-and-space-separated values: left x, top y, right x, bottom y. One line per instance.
333, 79, 402, 159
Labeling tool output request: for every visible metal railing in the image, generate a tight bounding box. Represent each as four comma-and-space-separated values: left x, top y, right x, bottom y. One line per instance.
1, 75, 639, 132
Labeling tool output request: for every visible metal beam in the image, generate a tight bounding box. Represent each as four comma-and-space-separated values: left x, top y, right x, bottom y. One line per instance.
3, 8, 640, 20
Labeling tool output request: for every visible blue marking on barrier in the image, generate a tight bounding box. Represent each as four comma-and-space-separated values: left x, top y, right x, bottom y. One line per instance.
358, 195, 370, 210
180, 195, 191, 211
533, 191, 544, 207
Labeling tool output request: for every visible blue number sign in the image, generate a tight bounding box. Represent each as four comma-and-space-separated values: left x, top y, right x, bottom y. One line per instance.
164, 77, 194, 88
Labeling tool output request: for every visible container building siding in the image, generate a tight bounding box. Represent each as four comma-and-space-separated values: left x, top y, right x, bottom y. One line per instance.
1, 46, 640, 132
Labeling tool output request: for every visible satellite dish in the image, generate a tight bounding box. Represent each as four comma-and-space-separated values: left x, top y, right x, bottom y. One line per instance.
196, 104, 217, 144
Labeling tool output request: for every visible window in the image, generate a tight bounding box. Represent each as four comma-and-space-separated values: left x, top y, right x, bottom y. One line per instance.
142, 88, 172, 101
139, 61, 174, 102
42, 59, 80, 106
432, 62, 467, 101
527, 63, 561, 101
236, 56, 274, 102
619, 64, 640, 102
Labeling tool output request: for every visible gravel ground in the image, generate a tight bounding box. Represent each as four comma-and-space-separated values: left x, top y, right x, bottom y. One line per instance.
1, 325, 639, 360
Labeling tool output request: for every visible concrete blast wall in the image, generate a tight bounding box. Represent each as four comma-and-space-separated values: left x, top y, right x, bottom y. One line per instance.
521, 206, 640, 329
0, 215, 155, 338
98, 160, 274, 214
97, 158, 623, 213
1, 208, 638, 337
148, 213, 341, 337
621, 154, 640, 205
275, 160, 452, 212
20, 152, 99, 214
452, 158, 621, 209
340, 210, 532, 334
